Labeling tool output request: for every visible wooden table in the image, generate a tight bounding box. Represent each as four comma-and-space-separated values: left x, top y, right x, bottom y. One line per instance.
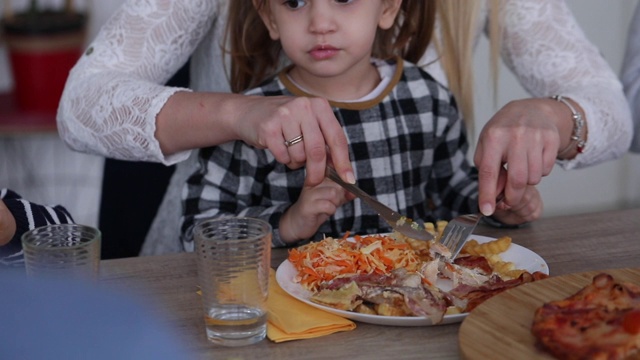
99, 208, 640, 360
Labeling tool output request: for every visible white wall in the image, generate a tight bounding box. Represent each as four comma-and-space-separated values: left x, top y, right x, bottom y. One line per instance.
0, 135, 104, 227
473, 0, 640, 217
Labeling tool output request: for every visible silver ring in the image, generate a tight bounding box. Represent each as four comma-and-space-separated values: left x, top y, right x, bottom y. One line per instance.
284, 134, 303, 147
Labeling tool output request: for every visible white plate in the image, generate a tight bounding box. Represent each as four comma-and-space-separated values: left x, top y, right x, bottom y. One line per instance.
275, 235, 549, 326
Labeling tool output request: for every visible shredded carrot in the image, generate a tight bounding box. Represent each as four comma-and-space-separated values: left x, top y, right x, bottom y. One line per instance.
288, 233, 421, 291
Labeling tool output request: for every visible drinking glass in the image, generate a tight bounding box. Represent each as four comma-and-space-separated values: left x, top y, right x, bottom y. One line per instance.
194, 217, 272, 347
22, 224, 101, 279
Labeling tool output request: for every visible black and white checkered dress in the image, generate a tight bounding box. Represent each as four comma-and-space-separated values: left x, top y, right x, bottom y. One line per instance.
181, 58, 479, 249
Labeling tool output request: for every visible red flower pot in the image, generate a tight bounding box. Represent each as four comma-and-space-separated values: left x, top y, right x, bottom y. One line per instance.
2, 11, 86, 114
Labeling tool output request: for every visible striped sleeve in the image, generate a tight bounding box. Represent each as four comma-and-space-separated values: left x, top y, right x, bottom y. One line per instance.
0, 189, 75, 268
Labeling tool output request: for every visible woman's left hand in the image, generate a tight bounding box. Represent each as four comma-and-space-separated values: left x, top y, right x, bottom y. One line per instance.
474, 98, 570, 216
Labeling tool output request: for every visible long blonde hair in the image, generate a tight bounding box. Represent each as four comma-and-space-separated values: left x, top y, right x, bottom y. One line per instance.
436, 0, 502, 131
224, 0, 436, 93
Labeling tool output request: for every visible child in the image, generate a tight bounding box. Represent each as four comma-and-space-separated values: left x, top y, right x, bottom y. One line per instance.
0, 189, 75, 267
180, 0, 542, 249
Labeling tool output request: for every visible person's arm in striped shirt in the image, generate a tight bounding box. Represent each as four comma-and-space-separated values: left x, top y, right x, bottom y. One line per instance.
0, 189, 75, 267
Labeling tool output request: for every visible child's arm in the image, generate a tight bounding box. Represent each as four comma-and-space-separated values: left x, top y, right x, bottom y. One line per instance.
490, 185, 542, 226
278, 179, 354, 245
180, 140, 353, 249
0, 197, 16, 247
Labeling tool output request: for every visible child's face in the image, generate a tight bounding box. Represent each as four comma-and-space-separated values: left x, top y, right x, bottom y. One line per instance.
258, 0, 401, 81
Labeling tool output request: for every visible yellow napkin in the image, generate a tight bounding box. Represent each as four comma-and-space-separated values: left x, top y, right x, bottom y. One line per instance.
267, 269, 356, 343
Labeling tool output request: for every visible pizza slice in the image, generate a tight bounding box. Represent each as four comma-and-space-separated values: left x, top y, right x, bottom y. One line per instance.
531, 273, 640, 360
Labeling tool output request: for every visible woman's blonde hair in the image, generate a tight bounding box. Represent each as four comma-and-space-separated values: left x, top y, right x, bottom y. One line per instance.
224, 0, 436, 93
436, 0, 502, 131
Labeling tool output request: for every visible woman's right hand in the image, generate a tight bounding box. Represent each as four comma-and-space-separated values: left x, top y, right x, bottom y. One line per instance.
234, 95, 355, 186
157, 92, 355, 187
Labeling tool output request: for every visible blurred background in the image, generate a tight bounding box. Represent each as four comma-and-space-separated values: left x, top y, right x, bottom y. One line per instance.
0, 0, 638, 239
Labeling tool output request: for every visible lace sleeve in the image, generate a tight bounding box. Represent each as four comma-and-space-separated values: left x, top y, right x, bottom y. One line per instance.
57, 1, 219, 165
496, 0, 632, 169
621, 3, 640, 153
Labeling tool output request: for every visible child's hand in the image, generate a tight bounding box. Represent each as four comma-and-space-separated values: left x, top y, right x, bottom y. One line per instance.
491, 185, 543, 225
0, 199, 17, 246
279, 178, 355, 244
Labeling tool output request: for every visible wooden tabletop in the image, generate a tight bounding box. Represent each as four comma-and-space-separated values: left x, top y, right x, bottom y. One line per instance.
99, 208, 640, 360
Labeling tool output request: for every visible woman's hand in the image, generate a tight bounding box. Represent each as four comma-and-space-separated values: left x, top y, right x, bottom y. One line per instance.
157, 92, 355, 187
474, 98, 577, 216
234, 95, 355, 187
278, 178, 355, 244
0, 199, 16, 246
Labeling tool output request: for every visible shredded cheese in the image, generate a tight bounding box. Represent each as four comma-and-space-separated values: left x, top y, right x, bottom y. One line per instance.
288, 233, 421, 291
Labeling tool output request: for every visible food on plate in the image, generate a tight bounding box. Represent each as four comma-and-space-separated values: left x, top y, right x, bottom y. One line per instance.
287, 228, 548, 324
448, 270, 547, 312
461, 237, 512, 256
461, 237, 526, 279
531, 273, 640, 360
397, 223, 519, 279
311, 267, 450, 323
287, 233, 421, 291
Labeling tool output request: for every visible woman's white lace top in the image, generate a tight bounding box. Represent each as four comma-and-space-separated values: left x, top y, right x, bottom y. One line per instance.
56, 0, 632, 254
58, 0, 631, 168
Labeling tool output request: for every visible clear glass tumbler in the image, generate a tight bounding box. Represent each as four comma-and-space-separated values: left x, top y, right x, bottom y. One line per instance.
22, 224, 101, 279
194, 217, 272, 347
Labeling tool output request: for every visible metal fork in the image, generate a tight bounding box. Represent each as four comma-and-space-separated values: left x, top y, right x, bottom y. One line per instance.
439, 194, 505, 259
325, 166, 434, 241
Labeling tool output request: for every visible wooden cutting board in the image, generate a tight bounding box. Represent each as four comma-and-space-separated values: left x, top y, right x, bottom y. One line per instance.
458, 268, 640, 360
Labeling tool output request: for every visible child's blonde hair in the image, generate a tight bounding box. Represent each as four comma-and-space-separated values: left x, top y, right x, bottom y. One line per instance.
224, 0, 436, 93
